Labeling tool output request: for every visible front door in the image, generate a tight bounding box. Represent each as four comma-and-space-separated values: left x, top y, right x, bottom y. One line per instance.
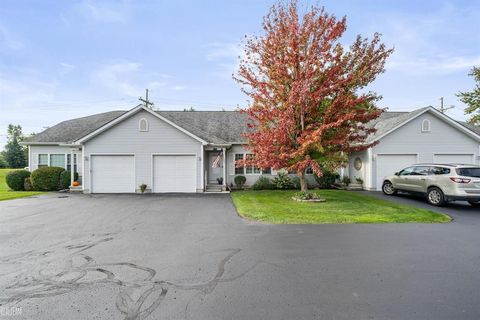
208, 152, 223, 184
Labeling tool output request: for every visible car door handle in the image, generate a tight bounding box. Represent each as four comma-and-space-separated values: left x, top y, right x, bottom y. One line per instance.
420, 178, 426, 181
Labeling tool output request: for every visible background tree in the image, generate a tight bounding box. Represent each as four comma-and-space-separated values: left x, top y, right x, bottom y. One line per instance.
457, 66, 480, 125
234, 1, 393, 191
4, 124, 27, 168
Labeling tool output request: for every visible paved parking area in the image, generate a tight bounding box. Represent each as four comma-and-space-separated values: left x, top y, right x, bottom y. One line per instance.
0, 193, 479, 320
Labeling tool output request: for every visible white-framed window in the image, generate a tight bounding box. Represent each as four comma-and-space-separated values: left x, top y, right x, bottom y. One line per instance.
67, 154, 77, 172
234, 153, 244, 175
245, 154, 261, 174
262, 167, 271, 174
50, 154, 66, 168
139, 118, 149, 132
421, 119, 431, 132
38, 154, 48, 167
305, 167, 314, 175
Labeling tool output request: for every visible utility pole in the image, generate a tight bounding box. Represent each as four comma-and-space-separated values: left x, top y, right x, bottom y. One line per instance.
439, 97, 454, 114
139, 89, 154, 109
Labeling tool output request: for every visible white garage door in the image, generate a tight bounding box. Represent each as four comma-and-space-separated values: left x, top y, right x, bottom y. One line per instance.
376, 154, 417, 191
91, 155, 135, 193
153, 155, 196, 193
434, 154, 475, 164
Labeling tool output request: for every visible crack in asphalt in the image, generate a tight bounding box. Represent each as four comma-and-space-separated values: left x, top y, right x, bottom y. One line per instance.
0, 238, 267, 320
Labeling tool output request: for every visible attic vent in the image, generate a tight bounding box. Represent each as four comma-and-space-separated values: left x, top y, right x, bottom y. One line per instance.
421, 119, 431, 133
139, 118, 149, 132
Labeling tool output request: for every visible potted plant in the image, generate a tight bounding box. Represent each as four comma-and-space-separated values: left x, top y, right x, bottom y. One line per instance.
216, 177, 223, 185
346, 176, 363, 191
139, 183, 147, 193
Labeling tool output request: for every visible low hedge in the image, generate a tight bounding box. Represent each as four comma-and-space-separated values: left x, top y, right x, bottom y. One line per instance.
31, 167, 65, 191
5, 170, 31, 191
60, 171, 79, 189
252, 176, 274, 190
234, 175, 246, 188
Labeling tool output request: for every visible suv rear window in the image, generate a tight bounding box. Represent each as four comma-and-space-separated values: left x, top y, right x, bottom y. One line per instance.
431, 167, 450, 175
456, 168, 480, 178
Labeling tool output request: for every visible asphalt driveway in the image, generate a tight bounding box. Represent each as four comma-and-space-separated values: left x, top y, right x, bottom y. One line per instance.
0, 193, 479, 320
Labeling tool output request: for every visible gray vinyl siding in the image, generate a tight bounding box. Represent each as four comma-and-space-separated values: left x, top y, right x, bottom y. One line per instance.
29, 145, 83, 175
82, 110, 203, 193
371, 111, 480, 189
226, 144, 317, 187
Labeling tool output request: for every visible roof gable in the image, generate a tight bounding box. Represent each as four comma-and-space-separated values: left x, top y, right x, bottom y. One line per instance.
367, 107, 480, 143
75, 105, 207, 144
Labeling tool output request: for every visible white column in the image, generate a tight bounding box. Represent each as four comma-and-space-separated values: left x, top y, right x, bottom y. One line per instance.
70, 149, 74, 188
222, 148, 227, 187
200, 145, 205, 191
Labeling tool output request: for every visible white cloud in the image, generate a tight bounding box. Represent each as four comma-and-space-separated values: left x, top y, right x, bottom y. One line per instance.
60, 62, 75, 75
76, 0, 130, 23
206, 42, 242, 61
91, 61, 142, 96
0, 24, 24, 52
91, 61, 186, 98
386, 55, 480, 75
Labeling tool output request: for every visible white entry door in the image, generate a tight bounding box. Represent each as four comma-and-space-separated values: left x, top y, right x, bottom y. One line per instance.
434, 154, 475, 164
91, 155, 135, 193
153, 155, 196, 193
376, 154, 417, 191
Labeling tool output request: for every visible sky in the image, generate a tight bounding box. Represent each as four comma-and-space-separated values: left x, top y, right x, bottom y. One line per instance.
1, 0, 479, 148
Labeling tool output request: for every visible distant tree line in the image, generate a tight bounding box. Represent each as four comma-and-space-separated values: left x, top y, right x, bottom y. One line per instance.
0, 124, 28, 169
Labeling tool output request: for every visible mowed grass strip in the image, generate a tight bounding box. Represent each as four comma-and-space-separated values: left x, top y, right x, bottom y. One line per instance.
0, 169, 44, 201
231, 190, 451, 224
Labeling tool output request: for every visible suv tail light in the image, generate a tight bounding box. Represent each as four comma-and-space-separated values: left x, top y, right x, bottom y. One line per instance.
450, 177, 471, 183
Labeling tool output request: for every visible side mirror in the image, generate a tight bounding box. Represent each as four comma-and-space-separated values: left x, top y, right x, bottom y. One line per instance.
394, 172, 399, 176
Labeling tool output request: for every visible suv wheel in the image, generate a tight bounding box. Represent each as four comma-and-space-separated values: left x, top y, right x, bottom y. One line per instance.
382, 181, 397, 195
468, 201, 480, 207
427, 187, 445, 206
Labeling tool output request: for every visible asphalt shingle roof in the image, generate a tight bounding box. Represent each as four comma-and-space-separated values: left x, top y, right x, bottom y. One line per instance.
26, 107, 480, 144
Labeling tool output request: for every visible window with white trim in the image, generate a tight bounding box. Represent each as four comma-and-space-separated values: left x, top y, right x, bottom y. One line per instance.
67, 154, 77, 172
245, 154, 261, 174
421, 119, 431, 132
262, 167, 271, 174
234, 153, 244, 175
38, 154, 48, 167
139, 118, 149, 132
50, 154, 65, 168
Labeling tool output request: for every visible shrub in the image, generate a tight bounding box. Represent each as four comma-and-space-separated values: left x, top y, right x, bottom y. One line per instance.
291, 176, 301, 189
60, 171, 79, 189
355, 177, 364, 184
341, 176, 351, 186
139, 183, 147, 193
314, 170, 340, 189
234, 175, 246, 188
293, 191, 320, 200
5, 170, 31, 191
252, 176, 273, 190
272, 172, 293, 189
31, 167, 65, 191
24, 177, 33, 191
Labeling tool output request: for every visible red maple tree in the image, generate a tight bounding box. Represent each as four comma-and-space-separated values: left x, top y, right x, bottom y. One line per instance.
234, 1, 393, 191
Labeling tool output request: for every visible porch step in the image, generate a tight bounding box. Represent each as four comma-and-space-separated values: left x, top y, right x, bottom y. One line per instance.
69, 186, 83, 193
206, 185, 223, 192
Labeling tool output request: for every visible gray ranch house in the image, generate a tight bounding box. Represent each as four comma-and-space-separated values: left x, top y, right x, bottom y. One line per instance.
23, 105, 480, 193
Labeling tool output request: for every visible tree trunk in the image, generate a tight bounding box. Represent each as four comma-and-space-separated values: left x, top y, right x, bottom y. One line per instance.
300, 171, 308, 192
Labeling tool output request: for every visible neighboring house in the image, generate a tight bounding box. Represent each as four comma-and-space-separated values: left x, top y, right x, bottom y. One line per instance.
22, 105, 480, 193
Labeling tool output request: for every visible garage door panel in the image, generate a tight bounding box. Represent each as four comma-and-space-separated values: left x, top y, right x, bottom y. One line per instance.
153, 155, 196, 193
434, 154, 474, 164
91, 155, 135, 193
376, 154, 417, 191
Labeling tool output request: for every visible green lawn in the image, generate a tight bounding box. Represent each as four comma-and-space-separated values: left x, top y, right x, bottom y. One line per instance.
0, 169, 44, 201
231, 190, 451, 224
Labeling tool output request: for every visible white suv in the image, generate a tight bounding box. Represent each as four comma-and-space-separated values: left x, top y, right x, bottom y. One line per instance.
382, 164, 480, 207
